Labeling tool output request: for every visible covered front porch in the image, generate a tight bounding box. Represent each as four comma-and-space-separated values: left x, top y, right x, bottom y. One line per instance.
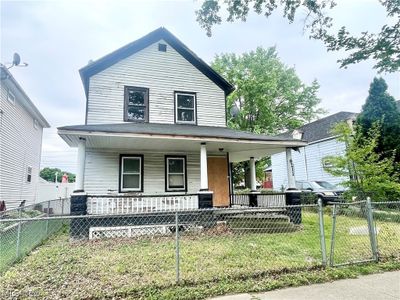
58, 123, 306, 215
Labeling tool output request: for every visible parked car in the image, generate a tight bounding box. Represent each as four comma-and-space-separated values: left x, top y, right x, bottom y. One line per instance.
295, 180, 344, 204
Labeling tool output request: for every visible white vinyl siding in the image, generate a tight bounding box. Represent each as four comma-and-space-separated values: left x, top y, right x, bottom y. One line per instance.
87, 39, 226, 127
271, 138, 348, 190
84, 149, 200, 195
0, 83, 44, 209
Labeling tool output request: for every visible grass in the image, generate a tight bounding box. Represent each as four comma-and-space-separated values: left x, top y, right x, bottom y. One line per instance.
0, 219, 64, 272
0, 210, 399, 299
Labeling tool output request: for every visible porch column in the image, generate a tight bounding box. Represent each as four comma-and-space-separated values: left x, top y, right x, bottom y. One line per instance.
249, 157, 257, 192
200, 142, 208, 190
285, 148, 296, 189
75, 137, 86, 191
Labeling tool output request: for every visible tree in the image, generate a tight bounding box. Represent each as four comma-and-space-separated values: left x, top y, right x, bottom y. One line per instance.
196, 0, 400, 73
213, 47, 323, 134
356, 77, 400, 162
324, 122, 400, 201
40, 167, 76, 183
212, 47, 323, 187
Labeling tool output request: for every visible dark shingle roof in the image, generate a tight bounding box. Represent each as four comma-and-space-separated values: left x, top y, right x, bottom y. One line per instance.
79, 27, 234, 98
279, 111, 357, 143
58, 122, 305, 143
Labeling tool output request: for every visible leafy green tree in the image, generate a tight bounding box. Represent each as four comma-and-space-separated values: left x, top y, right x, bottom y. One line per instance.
324, 122, 400, 201
212, 47, 323, 134
40, 167, 76, 183
196, 0, 400, 73
356, 77, 400, 162
212, 47, 323, 187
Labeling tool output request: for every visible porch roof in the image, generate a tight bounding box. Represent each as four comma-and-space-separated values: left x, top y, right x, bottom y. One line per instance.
58, 123, 307, 162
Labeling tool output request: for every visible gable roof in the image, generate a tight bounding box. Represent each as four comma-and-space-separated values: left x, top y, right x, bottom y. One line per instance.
279, 111, 357, 143
79, 27, 235, 98
0, 65, 50, 128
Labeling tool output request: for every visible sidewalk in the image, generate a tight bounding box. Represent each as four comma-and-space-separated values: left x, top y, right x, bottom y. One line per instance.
210, 271, 400, 300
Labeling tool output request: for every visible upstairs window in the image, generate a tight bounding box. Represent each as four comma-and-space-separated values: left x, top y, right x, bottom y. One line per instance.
120, 155, 143, 192
165, 156, 187, 192
33, 119, 39, 130
175, 92, 196, 124
124, 86, 149, 122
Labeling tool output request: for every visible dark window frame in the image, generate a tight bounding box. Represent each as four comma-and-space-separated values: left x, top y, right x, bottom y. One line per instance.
119, 154, 144, 193
27, 166, 32, 183
165, 155, 187, 192
174, 91, 197, 125
124, 86, 149, 123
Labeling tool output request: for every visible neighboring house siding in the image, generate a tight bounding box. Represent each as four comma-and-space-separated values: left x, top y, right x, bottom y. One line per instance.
271, 138, 348, 190
87, 39, 226, 127
84, 149, 201, 195
0, 83, 43, 209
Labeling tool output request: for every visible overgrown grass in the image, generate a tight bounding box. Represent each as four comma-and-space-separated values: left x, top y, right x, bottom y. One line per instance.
1, 210, 399, 299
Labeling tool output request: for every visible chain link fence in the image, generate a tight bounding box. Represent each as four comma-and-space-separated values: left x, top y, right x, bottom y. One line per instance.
0, 198, 70, 272
0, 198, 399, 296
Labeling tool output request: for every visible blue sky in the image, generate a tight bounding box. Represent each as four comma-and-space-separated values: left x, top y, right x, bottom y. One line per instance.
1, 0, 399, 173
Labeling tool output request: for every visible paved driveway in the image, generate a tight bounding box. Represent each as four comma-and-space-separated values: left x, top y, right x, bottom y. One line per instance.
210, 271, 400, 300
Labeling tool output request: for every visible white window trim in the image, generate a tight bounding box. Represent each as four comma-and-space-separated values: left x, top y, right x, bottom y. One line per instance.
33, 119, 39, 130
175, 92, 196, 124
166, 157, 186, 191
7, 90, 15, 105
120, 156, 142, 192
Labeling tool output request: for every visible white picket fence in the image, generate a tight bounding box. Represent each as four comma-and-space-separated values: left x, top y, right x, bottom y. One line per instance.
87, 194, 199, 215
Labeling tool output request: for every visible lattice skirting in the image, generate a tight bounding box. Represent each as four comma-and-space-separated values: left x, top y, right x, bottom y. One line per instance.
89, 224, 197, 240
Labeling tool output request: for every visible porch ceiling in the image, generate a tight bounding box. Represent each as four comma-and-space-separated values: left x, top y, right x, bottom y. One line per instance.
58, 123, 307, 162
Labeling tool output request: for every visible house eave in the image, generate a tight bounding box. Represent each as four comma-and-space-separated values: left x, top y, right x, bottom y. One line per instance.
57, 129, 307, 148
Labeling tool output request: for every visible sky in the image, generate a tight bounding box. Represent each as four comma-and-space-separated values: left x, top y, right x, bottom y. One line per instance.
1, 0, 399, 173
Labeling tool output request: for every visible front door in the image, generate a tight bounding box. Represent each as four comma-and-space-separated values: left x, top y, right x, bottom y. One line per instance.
207, 156, 230, 207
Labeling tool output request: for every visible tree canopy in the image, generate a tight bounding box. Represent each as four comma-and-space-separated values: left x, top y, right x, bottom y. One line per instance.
40, 167, 75, 183
212, 46, 323, 135
356, 77, 400, 162
196, 0, 400, 73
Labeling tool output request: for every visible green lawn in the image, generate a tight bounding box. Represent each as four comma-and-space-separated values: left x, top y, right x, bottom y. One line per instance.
0, 210, 399, 299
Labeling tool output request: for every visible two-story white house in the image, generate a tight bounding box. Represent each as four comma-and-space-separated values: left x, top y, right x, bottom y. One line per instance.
271, 111, 357, 190
58, 27, 306, 215
0, 65, 50, 209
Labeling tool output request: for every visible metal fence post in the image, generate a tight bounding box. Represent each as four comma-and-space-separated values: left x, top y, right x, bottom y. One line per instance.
329, 204, 338, 267
317, 199, 327, 266
366, 197, 378, 261
175, 211, 180, 284
15, 209, 22, 259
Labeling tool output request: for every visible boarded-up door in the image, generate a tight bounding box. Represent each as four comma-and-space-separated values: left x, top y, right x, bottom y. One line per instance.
207, 156, 230, 207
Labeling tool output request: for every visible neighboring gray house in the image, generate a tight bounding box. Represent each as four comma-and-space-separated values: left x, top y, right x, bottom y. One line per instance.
271, 112, 357, 190
0, 65, 50, 209
58, 27, 305, 214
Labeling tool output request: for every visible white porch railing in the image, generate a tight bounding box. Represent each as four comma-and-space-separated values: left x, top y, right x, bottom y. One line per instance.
230, 193, 286, 207
257, 194, 286, 207
87, 194, 199, 215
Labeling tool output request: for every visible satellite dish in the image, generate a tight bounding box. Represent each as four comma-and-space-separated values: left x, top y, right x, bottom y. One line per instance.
12, 53, 21, 66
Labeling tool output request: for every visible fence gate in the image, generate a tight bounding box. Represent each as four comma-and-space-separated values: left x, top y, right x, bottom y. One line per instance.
329, 200, 378, 266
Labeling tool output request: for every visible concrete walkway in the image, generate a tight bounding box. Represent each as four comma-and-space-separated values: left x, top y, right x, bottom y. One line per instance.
210, 271, 400, 300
